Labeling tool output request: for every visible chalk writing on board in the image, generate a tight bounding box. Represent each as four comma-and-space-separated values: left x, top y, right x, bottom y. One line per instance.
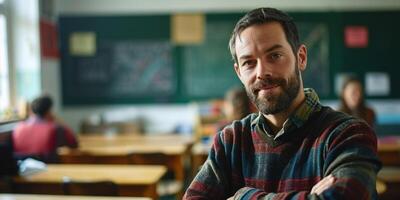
72, 40, 175, 98
108, 40, 175, 96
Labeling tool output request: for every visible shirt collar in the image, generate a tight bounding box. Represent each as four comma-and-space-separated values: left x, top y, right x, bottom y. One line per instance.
251, 88, 322, 140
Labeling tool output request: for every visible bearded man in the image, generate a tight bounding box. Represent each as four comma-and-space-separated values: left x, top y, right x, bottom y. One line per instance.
184, 7, 381, 200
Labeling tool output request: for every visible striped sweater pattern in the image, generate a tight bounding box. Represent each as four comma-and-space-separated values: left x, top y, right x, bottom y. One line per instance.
184, 89, 381, 200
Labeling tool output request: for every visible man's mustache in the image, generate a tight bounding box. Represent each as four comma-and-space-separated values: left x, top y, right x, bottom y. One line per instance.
251, 77, 286, 93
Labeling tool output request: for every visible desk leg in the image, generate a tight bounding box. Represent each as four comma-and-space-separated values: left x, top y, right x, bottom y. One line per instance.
168, 155, 184, 199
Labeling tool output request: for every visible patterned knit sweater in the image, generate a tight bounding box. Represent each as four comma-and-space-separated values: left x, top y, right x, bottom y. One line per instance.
184, 89, 381, 200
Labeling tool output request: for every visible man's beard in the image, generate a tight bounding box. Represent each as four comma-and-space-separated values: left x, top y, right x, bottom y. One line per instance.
246, 66, 301, 115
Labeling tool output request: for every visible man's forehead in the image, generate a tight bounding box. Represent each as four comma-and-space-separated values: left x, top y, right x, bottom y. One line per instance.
235, 23, 287, 56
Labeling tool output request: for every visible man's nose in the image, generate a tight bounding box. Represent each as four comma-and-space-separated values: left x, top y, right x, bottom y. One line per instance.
256, 59, 272, 80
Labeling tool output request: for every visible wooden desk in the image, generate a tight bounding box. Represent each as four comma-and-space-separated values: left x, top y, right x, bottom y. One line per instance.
378, 136, 400, 166
60, 134, 194, 199
79, 143, 187, 155
60, 134, 193, 183
0, 194, 150, 200
11, 164, 166, 200
78, 134, 194, 146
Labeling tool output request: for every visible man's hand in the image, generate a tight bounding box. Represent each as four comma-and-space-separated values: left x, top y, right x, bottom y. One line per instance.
311, 174, 336, 195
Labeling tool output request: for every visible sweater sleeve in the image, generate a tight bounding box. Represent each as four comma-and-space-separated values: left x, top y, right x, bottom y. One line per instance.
231, 119, 381, 200
184, 130, 235, 200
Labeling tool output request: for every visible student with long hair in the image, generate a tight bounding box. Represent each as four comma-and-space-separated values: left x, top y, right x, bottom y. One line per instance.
338, 77, 376, 127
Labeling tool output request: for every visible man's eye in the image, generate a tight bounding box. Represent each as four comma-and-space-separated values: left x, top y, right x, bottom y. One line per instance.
242, 60, 256, 67
270, 53, 282, 60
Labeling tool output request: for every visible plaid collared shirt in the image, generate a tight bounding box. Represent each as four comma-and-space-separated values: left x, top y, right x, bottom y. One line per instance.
255, 88, 322, 140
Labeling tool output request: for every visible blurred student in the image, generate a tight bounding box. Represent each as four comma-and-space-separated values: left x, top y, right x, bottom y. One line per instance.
13, 95, 78, 161
217, 87, 252, 131
184, 7, 380, 199
338, 77, 376, 127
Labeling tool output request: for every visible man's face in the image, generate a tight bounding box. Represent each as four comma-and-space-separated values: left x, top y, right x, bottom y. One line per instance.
234, 22, 306, 115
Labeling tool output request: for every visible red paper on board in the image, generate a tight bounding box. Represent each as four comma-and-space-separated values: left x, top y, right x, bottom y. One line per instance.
344, 26, 368, 48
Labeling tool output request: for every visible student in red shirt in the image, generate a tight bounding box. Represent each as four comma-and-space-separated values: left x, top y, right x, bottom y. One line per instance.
13, 95, 78, 161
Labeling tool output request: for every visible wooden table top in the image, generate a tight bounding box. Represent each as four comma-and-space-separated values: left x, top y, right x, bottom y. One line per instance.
78, 134, 194, 145
13, 164, 167, 185
75, 144, 187, 155
73, 134, 194, 155
0, 194, 150, 200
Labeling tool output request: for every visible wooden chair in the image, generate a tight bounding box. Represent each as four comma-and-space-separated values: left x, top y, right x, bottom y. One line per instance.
62, 179, 118, 196
0, 129, 18, 177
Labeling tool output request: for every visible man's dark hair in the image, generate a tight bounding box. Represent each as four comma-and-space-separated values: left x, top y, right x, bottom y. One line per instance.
31, 95, 53, 118
229, 7, 300, 64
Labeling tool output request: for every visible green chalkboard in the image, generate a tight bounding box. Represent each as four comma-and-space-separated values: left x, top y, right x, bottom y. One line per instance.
181, 14, 333, 100
60, 15, 176, 104
182, 19, 241, 99
59, 11, 400, 105
298, 22, 330, 96
72, 40, 174, 95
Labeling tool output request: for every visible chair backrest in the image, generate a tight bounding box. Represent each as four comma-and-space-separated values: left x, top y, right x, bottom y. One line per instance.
62, 179, 119, 196
0, 122, 19, 177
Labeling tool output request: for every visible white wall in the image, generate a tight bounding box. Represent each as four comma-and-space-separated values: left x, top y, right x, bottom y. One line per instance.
41, 0, 400, 133
63, 104, 198, 134
41, 59, 61, 113
55, 0, 400, 15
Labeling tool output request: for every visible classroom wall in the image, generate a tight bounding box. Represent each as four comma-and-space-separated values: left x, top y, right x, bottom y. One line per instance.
55, 0, 400, 14
41, 0, 400, 133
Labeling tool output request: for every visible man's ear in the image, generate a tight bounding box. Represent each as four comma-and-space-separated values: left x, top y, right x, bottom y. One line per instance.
297, 44, 307, 71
